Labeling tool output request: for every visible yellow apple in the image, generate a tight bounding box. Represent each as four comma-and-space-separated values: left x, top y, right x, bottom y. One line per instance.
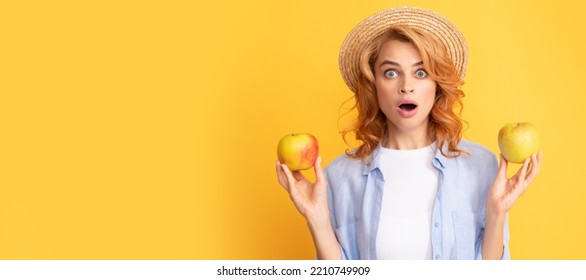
277, 133, 319, 171
498, 122, 540, 164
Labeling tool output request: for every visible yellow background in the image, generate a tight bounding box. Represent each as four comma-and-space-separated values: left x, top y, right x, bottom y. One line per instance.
1, 0, 585, 259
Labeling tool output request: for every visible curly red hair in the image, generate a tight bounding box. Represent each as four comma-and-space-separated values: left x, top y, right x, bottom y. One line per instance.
341, 26, 467, 159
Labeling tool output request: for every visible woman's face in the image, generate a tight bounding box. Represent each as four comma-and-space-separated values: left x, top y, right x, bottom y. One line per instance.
374, 39, 437, 135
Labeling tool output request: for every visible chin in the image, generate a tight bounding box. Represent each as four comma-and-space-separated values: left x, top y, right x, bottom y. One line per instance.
389, 117, 429, 132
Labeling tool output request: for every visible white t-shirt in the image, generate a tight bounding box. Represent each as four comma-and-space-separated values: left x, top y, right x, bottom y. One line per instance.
375, 142, 439, 260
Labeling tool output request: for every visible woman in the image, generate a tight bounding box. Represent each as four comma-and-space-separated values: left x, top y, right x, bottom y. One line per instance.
275, 6, 542, 260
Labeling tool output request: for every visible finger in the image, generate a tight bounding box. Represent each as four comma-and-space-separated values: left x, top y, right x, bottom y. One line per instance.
314, 156, 326, 185
525, 151, 542, 183
282, 165, 305, 204
276, 160, 290, 191
292, 170, 307, 182
497, 154, 508, 179
506, 157, 531, 199
280, 162, 298, 193
517, 156, 531, 182
524, 153, 537, 182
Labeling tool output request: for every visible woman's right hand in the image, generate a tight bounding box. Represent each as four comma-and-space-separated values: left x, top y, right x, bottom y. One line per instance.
275, 157, 329, 223
276, 157, 342, 260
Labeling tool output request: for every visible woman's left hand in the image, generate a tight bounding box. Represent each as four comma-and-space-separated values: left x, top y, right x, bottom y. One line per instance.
487, 151, 543, 216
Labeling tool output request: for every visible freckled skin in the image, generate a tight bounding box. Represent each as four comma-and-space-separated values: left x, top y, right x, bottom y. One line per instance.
277, 133, 319, 171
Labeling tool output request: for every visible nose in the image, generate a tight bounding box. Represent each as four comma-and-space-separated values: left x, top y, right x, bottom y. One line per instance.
399, 77, 414, 94
399, 84, 414, 94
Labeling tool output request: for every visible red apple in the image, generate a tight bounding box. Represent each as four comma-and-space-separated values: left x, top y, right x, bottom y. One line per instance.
498, 122, 540, 164
277, 133, 319, 171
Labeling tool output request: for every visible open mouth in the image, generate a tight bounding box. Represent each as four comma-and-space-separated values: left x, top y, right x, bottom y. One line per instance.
399, 103, 418, 111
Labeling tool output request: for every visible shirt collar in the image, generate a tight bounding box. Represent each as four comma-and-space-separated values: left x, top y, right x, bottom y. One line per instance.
433, 145, 448, 169
363, 141, 448, 175
362, 146, 382, 175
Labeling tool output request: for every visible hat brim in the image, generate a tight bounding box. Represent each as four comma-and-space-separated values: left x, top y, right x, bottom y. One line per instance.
339, 6, 468, 93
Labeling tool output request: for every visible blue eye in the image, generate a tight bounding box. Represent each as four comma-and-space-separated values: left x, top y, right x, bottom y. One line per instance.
415, 69, 428, 78
384, 70, 398, 78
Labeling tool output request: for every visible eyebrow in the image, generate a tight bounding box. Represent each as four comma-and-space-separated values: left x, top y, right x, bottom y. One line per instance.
379, 60, 424, 68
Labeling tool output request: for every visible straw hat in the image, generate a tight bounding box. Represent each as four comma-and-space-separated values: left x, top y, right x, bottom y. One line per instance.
339, 6, 468, 93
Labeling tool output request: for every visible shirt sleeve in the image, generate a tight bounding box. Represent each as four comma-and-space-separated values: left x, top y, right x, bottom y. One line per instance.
476, 150, 511, 260
476, 213, 511, 260
324, 166, 348, 260
501, 214, 511, 259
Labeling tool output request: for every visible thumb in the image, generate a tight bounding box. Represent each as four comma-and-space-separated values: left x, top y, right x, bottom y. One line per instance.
314, 156, 326, 184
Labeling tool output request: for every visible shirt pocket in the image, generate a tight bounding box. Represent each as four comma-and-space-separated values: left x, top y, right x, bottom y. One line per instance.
452, 212, 478, 260
334, 221, 359, 260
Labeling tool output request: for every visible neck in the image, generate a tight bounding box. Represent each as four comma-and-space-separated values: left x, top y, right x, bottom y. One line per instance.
383, 123, 433, 150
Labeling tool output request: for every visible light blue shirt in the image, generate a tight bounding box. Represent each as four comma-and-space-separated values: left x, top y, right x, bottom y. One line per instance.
324, 140, 510, 260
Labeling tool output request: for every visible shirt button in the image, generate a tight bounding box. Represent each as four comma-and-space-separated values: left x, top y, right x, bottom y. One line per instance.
434, 255, 440, 260
434, 222, 440, 228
